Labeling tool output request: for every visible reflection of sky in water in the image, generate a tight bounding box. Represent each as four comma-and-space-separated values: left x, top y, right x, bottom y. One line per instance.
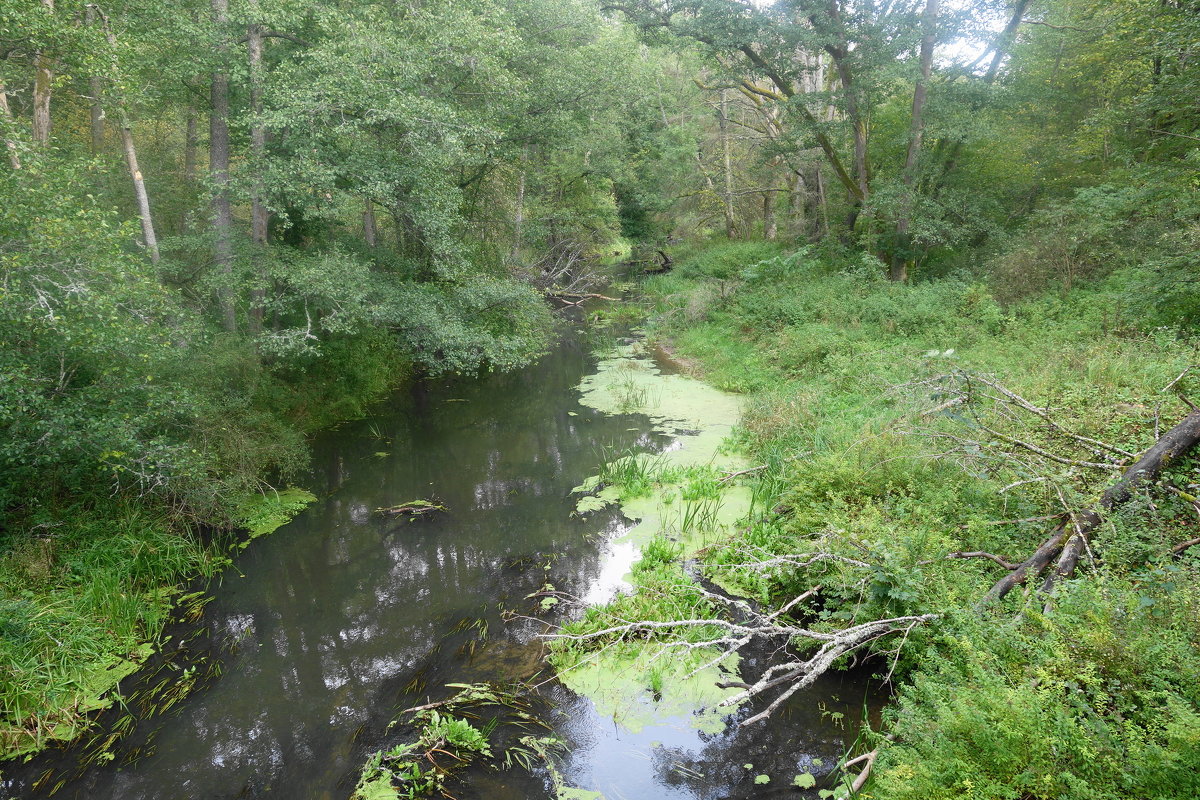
580, 521, 640, 605
8, 336, 870, 800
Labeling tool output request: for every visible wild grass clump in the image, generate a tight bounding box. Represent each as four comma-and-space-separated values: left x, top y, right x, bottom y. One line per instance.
671, 240, 787, 280
594, 446, 664, 497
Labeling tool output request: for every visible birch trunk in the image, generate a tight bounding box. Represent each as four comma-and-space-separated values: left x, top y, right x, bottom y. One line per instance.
718, 89, 736, 239
0, 83, 20, 169
95, 8, 159, 263
117, 116, 160, 263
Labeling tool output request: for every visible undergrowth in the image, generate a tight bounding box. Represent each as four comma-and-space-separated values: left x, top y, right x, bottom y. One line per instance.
635, 239, 1200, 799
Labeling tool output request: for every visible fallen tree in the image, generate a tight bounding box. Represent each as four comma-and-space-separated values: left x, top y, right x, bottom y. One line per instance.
980, 408, 1200, 605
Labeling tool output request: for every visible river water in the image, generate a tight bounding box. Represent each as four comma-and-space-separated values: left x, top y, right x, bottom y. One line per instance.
3, 319, 876, 800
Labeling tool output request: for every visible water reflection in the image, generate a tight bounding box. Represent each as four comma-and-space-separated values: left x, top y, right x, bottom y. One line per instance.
3, 328, 872, 800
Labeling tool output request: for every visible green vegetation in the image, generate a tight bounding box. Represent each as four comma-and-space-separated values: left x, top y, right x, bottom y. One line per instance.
0, 0, 694, 763
632, 238, 1200, 797
352, 683, 565, 800
3, 0, 1200, 793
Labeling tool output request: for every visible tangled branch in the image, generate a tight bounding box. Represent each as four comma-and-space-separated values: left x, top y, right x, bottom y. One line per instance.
546, 581, 935, 727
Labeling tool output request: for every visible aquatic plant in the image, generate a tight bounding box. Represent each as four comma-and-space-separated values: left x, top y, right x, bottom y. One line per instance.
594, 445, 664, 497
352, 682, 564, 800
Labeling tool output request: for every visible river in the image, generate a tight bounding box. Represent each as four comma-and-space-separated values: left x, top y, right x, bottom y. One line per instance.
2, 316, 876, 800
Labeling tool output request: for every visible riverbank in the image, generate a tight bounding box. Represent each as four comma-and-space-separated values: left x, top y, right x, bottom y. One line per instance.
0, 342, 413, 767
620, 241, 1200, 798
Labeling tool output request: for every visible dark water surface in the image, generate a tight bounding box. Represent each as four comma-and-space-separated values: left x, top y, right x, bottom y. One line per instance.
3, 322, 876, 800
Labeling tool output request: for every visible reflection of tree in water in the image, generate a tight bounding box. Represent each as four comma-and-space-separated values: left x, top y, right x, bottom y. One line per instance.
647, 673, 879, 799
7, 331, 690, 800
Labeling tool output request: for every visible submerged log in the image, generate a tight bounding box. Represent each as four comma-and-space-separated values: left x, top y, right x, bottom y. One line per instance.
375, 500, 447, 518
982, 409, 1200, 605
643, 249, 673, 274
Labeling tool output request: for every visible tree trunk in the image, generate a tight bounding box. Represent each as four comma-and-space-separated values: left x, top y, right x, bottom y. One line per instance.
32, 0, 55, 145
182, 105, 198, 231
89, 77, 105, 154
816, 166, 829, 239
0, 82, 20, 169
86, 5, 105, 156
211, 0, 237, 332
94, 7, 159, 263
790, 171, 807, 238
247, 1, 267, 334
117, 116, 160, 263
363, 198, 378, 247
890, 0, 938, 283
718, 89, 736, 239
511, 162, 525, 261
183, 106, 198, 185
826, 49, 869, 205
763, 191, 777, 241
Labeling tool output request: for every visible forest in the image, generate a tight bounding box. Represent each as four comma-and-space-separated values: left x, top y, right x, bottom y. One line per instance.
0, 0, 1198, 797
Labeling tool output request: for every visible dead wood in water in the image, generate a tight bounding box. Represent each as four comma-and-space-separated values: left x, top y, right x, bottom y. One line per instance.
375, 500, 447, 518
545, 291, 619, 306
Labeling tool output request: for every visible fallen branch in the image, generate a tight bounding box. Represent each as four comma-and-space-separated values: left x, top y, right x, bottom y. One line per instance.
547, 581, 935, 727
718, 465, 767, 483
375, 500, 447, 518
920, 551, 1019, 570
545, 291, 619, 305
1172, 537, 1200, 556
964, 373, 1133, 459
982, 409, 1200, 605
957, 513, 1065, 529
843, 734, 896, 793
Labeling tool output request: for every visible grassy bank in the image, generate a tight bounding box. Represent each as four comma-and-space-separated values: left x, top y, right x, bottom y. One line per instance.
618, 241, 1200, 798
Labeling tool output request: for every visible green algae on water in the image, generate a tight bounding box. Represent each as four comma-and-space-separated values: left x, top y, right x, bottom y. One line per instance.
557, 338, 757, 741
572, 339, 753, 586
555, 645, 743, 736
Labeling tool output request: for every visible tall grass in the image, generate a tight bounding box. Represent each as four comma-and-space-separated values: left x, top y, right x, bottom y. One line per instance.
0, 505, 222, 756
594, 444, 664, 497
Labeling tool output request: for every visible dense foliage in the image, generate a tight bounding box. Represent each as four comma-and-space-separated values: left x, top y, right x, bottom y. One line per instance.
0, 0, 694, 756
640, 236, 1200, 797
2, 0, 1199, 793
